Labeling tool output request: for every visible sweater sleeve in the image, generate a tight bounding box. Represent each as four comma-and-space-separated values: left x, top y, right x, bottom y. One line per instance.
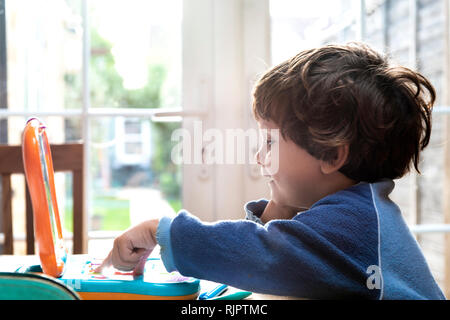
156, 203, 380, 299
155, 215, 176, 272
156, 200, 268, 271
244, 198, 268, 225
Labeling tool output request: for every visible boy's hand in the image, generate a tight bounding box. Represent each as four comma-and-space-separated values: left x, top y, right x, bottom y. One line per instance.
95, 219, 160, 276
260, 200, 304, 223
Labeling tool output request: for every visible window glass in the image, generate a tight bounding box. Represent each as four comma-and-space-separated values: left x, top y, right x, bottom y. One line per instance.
88, 0, 182, 109
270, 0, 357, 64
89, 117, 181, 233
6, 0, 83, 112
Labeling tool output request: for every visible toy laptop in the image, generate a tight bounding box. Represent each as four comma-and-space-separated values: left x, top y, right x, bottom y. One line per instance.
18, 118, 200, 300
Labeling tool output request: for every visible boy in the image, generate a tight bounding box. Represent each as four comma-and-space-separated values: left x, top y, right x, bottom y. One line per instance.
97, 43, 445, 299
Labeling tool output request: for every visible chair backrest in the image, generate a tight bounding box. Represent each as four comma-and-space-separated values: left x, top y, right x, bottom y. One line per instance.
0, 143, 85, 254
0, 272, 80, 300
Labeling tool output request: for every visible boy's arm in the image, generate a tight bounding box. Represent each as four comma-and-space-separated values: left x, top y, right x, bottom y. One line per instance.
94, 199, 298, 275
97, 206, 378, 299
97, 215, 259, 277
157, 209, 379, 299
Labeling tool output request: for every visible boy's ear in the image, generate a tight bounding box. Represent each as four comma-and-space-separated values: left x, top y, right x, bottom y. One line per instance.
319, 145, 349, 175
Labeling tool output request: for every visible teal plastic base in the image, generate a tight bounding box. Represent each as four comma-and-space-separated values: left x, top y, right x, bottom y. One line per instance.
16, 255, 200, 299
0, 272, 79, 300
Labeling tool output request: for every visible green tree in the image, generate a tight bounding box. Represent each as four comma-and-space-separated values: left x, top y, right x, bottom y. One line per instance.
63, 27, 182, 229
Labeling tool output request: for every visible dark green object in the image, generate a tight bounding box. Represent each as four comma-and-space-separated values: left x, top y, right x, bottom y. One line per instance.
0, 272, 80, 300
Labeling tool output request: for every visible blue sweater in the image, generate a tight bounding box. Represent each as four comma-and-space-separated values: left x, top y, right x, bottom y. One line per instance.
156, 179, 445, 299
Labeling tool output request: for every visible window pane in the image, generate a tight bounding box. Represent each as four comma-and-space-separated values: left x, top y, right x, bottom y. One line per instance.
0, 116, 82, 145
5, 0, 83, 111
89, 117, 181, 233
0, 116, 82, 254
89, 0, 182, 108
270, 0, 358, 64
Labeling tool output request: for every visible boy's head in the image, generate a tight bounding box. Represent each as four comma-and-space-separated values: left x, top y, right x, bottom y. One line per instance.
252, 42, 435, 184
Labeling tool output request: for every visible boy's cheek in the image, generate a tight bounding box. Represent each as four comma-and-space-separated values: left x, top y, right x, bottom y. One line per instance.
266, 155, 282, 177
267, 147, 280, 175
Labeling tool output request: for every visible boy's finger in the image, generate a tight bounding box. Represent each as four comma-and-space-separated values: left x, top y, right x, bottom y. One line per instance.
132, 249, 152, 277
94, 251, 112, 273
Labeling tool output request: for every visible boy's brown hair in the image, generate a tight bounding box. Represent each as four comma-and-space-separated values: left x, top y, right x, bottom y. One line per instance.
252, 42, 435, 182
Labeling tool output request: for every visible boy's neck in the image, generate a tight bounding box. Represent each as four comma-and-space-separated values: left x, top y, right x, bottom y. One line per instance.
261, 174, 358, 223
319, 173, 358, 202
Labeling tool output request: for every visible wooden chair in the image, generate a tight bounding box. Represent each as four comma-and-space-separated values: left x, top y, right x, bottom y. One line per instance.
0, 143, 85, 254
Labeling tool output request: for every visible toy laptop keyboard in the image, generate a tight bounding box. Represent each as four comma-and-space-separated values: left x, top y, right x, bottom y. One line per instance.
17, 256, 200, 300
20, 117, 200, 299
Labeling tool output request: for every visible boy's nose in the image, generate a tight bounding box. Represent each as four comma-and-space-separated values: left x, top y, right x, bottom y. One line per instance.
255, 147, 264, 166
254, 147, 260, 164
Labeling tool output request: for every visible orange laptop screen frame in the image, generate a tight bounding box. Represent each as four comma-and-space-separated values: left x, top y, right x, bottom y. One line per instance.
22, 118, 67, 278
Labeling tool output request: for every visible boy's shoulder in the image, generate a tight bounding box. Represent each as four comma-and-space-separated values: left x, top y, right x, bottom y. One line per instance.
293, 181, 384, 245
290, 181, 386, 265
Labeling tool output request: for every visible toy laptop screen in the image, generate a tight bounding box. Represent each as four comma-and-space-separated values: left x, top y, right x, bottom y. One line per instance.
22, 118, 68, 278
